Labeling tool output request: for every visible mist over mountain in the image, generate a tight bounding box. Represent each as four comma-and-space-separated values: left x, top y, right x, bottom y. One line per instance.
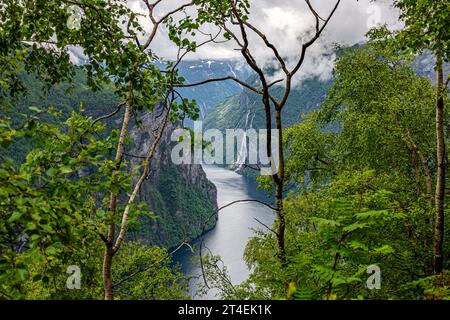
203, 50, 448, 134
160, 60, 252, 122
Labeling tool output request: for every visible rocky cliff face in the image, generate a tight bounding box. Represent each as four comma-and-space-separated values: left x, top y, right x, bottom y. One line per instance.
8, 63, 225, 249
126, 111, 218, 248
203, 76, 331, 176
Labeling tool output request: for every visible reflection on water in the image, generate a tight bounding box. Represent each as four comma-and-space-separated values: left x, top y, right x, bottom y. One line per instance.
172, 165, 275, 299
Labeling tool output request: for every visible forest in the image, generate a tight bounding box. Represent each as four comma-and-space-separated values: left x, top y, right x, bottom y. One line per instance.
0, 0, 449, 302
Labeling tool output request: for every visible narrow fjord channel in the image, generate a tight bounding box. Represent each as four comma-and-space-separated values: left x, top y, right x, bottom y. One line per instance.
173, 165, 275, 299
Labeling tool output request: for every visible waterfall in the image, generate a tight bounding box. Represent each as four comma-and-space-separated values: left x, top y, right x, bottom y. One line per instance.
235, 110, 255, 171
228, 63, 242, 89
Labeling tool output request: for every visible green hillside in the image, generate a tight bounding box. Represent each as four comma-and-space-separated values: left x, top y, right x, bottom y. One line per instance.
1, 68, 217, 249
2, 69, 119, 162
204, 76, 332, 131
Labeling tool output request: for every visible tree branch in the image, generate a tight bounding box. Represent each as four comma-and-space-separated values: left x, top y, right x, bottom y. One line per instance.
242, 20, 289, 75
113, 96, 172, 252
141, 0, 195, 50
111, 241, 194, 289
254, 217, 278, 236
170, 75, 276, 104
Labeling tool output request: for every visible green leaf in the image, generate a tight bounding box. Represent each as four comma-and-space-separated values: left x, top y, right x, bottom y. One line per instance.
41, 224, 54, 233
29, 106, 43, 113
310, 217, 341, 228
60, 166, 72, 174
349, 241, 369, 251
45, 246, 58, 256
356, 210, 389, 219
16, 269, 28, 281
287, 282, 297, 299
343, 222, 368, 233
374, 245, 394, 254
8, 211, 23, 223
46, 168, 58, 177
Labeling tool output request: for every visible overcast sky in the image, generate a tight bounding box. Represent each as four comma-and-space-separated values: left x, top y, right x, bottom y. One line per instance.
133, 1, 400, 56
127, 0, 400, 83
70, 0, 401, 84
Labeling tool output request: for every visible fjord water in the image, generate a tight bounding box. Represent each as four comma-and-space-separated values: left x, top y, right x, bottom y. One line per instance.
173, 165, 275, 299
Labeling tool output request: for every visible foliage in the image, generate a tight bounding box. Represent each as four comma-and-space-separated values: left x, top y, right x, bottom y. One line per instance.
393, 0, 450, 61
0, 102, 190, 300
0, 113, 119, 299
203, 36, 449, 300
0, 0, 204, 300
134, 162, 217, 248
112, 242, 188, 300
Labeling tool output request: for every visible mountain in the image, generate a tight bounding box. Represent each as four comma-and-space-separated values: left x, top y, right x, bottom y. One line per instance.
203, 49, 448, 134
5, 70, 120, 162
127, 110, 218, 248
204, 76, 331, 132
2, 67, 218, 248
201, 75, 331, 175
164, 60, 252, 122
202, 50, 448, 175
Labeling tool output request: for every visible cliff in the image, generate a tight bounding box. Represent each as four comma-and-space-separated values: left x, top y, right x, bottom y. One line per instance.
5, 69, 218, 249
203, 75, 331, 176
127, 111, 218, 248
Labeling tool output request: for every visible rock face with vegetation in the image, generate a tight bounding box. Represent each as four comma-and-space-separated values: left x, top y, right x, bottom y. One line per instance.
203, 74, 332, 175
204, 75, 332, 132
5, 70, 218, 249
127, 111, 218, 248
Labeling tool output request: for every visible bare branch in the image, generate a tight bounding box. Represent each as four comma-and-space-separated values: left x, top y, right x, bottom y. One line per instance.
268, 78, 284, 88
156, 1, 195, 25
0, 289, 13, 300
171, 75, 255, 91
306, 0, 321, 34
169, 76, 279, 106
292, 0, 341, 76
278, 0, 341, 109
241, 163, 261, 171
242, 21, 289, 75
92, 102, 126, 126
79, 101, 125, 144
173, 26, 225, 71
254, 217, 278, 236
141, 0, 195, 50
123, 152, 147, 160
98, 232, 108, 244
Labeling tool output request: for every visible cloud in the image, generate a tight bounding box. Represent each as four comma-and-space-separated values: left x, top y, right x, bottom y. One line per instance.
68, 46, 86, 65
222, 0, 401, 86
135, 0, 400, 85
70, 0, 400, 84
